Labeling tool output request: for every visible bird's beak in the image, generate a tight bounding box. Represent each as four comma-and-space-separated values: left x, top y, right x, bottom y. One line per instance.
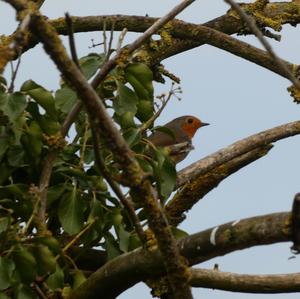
201, 122, 210, 127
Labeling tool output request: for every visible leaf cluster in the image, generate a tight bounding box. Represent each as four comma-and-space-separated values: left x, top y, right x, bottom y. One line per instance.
0, 54, 177, 297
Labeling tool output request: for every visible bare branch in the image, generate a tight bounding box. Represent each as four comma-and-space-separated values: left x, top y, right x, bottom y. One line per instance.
166, 145, 273, 226
0, 0, 45, 72
224, 0, 300, 91
116, 28, 127, 53
177, 120, 300, 187
8, 55, 21, 92
140, 83, 179, 133
65, 13, 79, 66
72, 212, 291, 299
91, 0, 196, 88
191, 268, 300, 293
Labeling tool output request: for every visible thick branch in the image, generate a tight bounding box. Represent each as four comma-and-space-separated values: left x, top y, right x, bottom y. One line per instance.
72, 212, 291, 299
166, 145, 273, 226
2, 1, 300, 78
191, 268, 300, 293
48, 15, 298, 79
177, 120, 300, 187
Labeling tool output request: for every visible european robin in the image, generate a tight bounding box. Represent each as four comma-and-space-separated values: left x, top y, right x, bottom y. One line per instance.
148, 115, 209, 163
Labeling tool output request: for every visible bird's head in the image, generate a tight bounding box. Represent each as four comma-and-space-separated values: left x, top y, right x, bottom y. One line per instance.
177, 115, 209, 139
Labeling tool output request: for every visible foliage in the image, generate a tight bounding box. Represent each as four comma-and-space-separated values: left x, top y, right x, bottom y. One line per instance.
0, 53, 177, 297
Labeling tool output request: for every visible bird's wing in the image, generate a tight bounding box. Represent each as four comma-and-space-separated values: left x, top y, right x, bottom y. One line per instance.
147, 130, 177, 147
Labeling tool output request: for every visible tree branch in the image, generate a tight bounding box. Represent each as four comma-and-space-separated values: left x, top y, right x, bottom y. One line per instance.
72, 212, 291, 299
0, 0, 45, 72
177, 120, 300, 187
224, 0, 300, 90
91, 0, 196, 89
190, 268, 300, 293
166, 145, 273, 226
2, 1, 300, 78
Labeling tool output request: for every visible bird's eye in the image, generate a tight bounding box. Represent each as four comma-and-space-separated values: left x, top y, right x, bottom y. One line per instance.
187, 118, 194, 124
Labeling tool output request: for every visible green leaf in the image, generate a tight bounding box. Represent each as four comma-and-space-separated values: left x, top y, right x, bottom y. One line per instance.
136, 99, 154, 122
128, 233, 142, 251
7, 145, 25, 167
72, 270, 86, 290
0, 184, 28, 200
0, 256, 15, 290
0, 217, 9, 233
123, 128, 140, 147
87, 196, 103, 222
12, 245, 37, 283
111, 209, 123, 227
21, 80, 57, 119
26, 102, 60, 135
117, 225, 130, 252
105, 233, 122, 260
153, 148, 176, 201
46, 265, 64, 290
0, 76, 7, 93
56, 166, 89, 182
22, 121, 43, 162
14, 284, 36, 299
0, 293, 10, 299
47, 184, 67, 206
10, 113, 27, 145
0, 163, 13, 185
119, 111, 136, 129
0, 92, 27, 122
55, 86, 78, 114
113, 82, 138, 116
0, 134, 9, 161
125, 63, 154, 99
34, 236, 61, 255
79, 53, 105, 79
136, 157, 153, 174
58, 184, 85, 235
31, 244, 56, 276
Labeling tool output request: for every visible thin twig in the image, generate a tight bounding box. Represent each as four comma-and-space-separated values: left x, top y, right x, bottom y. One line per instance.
65, 13, 79, 66
106, 22, 115, 61
31, 283, 48, 299
116, 28, 127, 53
103, 20, 107, 56
140, 83, 179, 133
103, 21, 115, 63
79, 115, 89, 168
92, 0, 196, 88
62, 219, 96, 253
8, 55, 21, 92
91, 126, 147, 244
224, 0, 300, 90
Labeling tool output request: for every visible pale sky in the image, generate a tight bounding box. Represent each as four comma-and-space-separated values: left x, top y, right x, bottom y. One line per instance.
1, 1, 300, 298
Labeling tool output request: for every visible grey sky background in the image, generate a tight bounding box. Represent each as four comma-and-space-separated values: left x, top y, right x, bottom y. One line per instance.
1, 1, 300, 298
